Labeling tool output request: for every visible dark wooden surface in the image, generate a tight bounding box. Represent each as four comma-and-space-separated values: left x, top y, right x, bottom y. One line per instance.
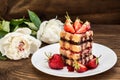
0, 0, 120, 24
0, 24, 120, 80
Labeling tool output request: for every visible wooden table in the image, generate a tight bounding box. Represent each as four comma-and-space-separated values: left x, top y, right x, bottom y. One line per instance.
0, 25, 120, 80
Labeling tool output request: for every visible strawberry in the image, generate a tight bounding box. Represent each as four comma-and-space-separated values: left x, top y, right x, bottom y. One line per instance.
76, 21, 90, 34
86, 55, 101, 69
64, 12, 75, 33
73, 61, 87, 73
46, 53, 64, 69
67, 65, 74, 72
65, 12, 72, 23
85, 21, 91, 30
74, 18, 82, 32
64, 24, 75, 33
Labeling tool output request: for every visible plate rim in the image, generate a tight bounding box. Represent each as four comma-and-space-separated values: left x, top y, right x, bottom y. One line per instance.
31, 43, 117, 78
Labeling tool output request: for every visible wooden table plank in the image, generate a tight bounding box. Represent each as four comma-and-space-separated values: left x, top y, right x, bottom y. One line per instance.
0, 25, 120, 80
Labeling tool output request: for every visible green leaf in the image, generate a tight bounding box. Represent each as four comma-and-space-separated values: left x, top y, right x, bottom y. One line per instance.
0, 23, 3, 30
13, 25, 19, 31
1, 20, 10, 32
0, 30, 8, 38
10, 18, 26, 26
31, 30, 37, 37
10, 18, 27, 32
24, 22, 38, 31
0, 52, 7, 60
28, 10, 41, 28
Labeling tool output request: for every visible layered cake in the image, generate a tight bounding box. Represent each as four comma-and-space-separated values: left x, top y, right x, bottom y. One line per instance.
60, 14, 96, 69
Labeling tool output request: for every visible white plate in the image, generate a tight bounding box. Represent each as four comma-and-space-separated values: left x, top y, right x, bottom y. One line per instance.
31, 43, 117, 77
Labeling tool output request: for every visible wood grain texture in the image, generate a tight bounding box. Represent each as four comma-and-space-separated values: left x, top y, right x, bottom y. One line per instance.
1, 0, 120, 24
0, 25, 120, 80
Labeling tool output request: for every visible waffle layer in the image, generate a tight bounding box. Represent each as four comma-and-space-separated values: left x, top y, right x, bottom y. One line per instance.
60, 30, 94, 65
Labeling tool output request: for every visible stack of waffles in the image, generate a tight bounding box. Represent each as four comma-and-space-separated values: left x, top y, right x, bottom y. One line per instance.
59, 15, 95, 67
60, 30, 94, 66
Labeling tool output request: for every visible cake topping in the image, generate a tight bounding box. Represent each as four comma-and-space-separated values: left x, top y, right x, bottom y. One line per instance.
76, 21, 91, 34
64, 13, 75, 33
64, 13, 91, 34
74, 18, 82, 32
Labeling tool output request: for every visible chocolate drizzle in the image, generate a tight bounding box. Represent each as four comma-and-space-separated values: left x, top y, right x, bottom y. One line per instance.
60, 37, 93, 45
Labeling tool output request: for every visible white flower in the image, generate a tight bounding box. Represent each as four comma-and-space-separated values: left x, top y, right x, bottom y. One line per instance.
37, 18, 63, 44
0, 28, 41, 60
15, 27, 31, 35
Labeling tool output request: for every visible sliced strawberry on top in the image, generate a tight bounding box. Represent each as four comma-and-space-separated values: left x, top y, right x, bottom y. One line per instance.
76, 21, 90, 34
65, 12, 72, 23
76, 24, 86, 34
85, 21, 91, 30
74, 18, 82, 32
64, 23, 75, 33
64, 12, 75, 33
73, 61, 87, 73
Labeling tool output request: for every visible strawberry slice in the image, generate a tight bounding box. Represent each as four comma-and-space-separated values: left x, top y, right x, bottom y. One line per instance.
76, 21, 90, 34
64, 23, 75, 33
74, 18, 82, 32
85, 21, 91, 30
64, 12, 75, 33
73, 61, 87, 73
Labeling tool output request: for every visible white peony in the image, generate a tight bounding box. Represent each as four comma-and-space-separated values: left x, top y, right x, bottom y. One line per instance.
0, 28, 41, 60
37, 18, 63, 44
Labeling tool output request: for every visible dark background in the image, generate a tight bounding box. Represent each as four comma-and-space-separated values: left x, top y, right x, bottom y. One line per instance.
0, 0, 120, 24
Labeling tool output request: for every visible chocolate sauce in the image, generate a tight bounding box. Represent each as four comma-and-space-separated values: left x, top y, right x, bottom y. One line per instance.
60, 37, 93, 45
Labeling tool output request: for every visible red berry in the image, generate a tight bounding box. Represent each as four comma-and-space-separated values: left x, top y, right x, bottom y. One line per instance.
73, 61, 87, 73
85, 21, 91, 30
64, 24, 75, 33
67, 65, 74, 72
48, 54, 64, 69
86, 57, 99, 69
74, 18, 82, 32
64, 12, 75, 33
76, 21, 90, 34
